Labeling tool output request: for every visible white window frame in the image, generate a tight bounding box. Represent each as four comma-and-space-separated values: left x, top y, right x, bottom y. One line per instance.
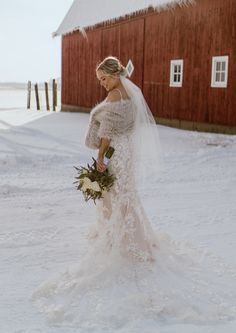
170, 59, 184, 87
211, 56, 229, 88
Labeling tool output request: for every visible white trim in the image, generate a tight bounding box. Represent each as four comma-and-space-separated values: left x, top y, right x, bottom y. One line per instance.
211, 56, 229, 88
170, 59, 183, 87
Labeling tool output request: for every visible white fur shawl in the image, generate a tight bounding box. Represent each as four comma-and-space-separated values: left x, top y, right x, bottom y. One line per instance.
85, 99, 135, 149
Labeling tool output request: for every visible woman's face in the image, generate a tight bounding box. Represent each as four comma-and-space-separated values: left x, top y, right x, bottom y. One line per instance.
96, 70, 118, 91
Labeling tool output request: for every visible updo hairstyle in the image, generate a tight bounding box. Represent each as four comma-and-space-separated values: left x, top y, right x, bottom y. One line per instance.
96, 56, 127, 77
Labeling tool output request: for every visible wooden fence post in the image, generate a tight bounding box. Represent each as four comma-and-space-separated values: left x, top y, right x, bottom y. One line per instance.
44, 82, 50, 111
55, 82, 58, 107
34, 83, 40, 111
52, 79, 56, 111
27, 81, 31, 109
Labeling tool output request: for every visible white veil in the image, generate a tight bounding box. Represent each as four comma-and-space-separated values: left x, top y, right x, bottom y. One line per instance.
120, 75, 164, 191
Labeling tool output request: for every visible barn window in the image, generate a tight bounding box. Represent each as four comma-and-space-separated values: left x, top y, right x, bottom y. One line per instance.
211, 56, 229, 88
170, 60, 183, 87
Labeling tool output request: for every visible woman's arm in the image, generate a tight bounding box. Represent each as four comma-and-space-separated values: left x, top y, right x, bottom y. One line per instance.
96, 137, 111, 172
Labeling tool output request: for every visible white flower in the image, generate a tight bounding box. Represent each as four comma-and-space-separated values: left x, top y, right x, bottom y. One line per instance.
81, 184, 87, 192
81, 177, 92, 192
83, 177, 91, 185
90, 181, 101, 192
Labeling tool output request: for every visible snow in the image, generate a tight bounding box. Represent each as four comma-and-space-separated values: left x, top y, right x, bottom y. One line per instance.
54, 0, 194, 36
0, 88, 61, 114
0, 89, 61, 130
1, 95, 236, 332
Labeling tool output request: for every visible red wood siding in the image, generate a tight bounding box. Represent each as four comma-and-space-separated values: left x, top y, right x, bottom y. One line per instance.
62, 19, 145, 107
62, 29, 102, 107
61, 0, 236, 127
120, 19, 144, 89
144, 0, 236, 125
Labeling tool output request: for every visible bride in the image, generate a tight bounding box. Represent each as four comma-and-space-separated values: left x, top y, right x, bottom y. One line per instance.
85, 56, 161, 263
31, 56, 236, 330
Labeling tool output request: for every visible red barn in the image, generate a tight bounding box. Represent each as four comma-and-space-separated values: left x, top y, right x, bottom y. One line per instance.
54, 0, 236, 134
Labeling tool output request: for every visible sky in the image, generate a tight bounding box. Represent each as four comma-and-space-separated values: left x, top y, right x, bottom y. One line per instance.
0, 0, 74, 83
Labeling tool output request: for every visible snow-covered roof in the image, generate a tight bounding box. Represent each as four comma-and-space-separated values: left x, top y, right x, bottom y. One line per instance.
53, 0, 194, 37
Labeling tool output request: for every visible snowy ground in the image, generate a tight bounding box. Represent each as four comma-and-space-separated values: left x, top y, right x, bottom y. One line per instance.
0, 88, 61, 111
0, 104, 236, 333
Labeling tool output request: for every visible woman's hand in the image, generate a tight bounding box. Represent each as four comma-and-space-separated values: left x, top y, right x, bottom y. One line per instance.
96, 158, 107, 173
96, 137, 110, 172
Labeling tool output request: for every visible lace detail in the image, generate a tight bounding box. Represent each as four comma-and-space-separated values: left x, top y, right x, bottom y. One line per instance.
90, 132, 157, 263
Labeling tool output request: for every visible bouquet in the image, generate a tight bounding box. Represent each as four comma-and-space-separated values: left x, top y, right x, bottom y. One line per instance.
74, 147, 116, 204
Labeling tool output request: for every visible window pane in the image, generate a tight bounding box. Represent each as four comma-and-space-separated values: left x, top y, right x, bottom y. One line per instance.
221, 72, 225, 82
174, 74, 178, 82
215, 72, 221, 82
221, 61, 226, 71
216, 62, 221, 71
174, 65, 181, 74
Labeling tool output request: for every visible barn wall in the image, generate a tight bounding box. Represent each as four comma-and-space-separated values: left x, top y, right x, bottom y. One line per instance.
61, 0, 236, 131
62, 18, 145, 108
120, 19, 145, 89
62, 29, 102, 108
144, 0, 236, 126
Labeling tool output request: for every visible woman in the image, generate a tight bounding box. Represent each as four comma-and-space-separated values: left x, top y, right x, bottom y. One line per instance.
31, 57, 236, 330
84, 56, 160, 263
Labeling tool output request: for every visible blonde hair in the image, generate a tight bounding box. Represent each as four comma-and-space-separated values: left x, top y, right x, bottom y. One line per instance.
96, 56, 127, 77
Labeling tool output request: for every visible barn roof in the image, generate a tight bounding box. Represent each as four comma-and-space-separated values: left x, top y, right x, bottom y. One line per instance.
53, 0, 194, 37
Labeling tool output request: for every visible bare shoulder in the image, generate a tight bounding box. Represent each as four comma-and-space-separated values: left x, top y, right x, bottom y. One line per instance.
106, 89, 121, 102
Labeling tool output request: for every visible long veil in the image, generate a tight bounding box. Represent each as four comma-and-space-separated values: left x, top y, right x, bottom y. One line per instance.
120, 75, 164, 191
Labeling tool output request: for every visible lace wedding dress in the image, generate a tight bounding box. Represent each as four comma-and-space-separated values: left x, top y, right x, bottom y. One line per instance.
31, 98, 236, 331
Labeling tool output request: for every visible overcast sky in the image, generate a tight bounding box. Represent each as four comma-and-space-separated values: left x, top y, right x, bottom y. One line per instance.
0, 0, 74, 83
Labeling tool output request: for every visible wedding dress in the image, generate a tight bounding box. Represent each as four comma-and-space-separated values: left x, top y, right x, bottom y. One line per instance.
31, 94, 236, 331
